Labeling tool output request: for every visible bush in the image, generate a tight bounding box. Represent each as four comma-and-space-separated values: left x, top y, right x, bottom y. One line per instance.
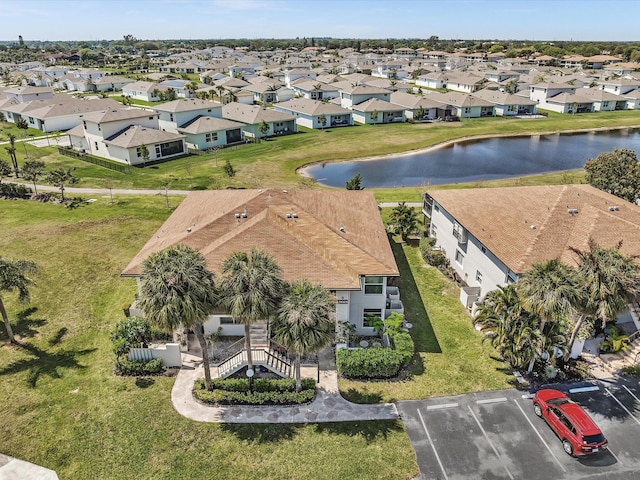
193, 377, 316, 405
116, 358, 164, 376
0, 182, 31, 199
420, 237, 449, 269
620, 364, 640, 376
336, 331, 415, 379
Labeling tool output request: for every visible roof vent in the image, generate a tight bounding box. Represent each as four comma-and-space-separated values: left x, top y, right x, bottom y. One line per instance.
241, 213, 247, 218
186, 227, 192, 233
282, 189, 288, 193
286, 213, 292, 218
234, 213, 241, 219
339, 224, 345, 233
292, 213, 298, 218
530, 225, 536, 230
609, 206, 620, 211
567, 208, 579, 215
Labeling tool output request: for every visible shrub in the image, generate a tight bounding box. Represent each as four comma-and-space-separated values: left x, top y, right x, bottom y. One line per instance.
193, 377, 316, 405
620, 364, 640, 376
116, 358, 164, 376
0, 182, 31, 199
420, 237, 449, 269
336, 331, 415, 379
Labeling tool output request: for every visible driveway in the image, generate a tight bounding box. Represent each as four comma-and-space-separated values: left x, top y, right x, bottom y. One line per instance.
397, 377, 640, 480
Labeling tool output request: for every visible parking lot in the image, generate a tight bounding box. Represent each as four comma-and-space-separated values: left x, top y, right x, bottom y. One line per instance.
398, 377, 640, 480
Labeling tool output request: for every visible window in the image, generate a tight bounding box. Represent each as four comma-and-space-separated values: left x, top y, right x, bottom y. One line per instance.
94, 141, 99, 150
455, 250, 464, 265
434, 204, 440, 213
364, 276, 384, 294
430, 224, 437, 237
169, 114, 174, 122
481, 246, 486, 253
148, 116, 154, 120
155, 145, 161, 156
205, 132, 218, 143
363, 308, 382, 327
475, 270, 483, 284
219, 316, 235, 324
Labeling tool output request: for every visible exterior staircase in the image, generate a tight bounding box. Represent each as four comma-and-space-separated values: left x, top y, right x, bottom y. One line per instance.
214, 320, 292, 379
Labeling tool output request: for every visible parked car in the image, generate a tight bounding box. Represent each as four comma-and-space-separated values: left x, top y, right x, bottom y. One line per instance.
533, 389, 608, 456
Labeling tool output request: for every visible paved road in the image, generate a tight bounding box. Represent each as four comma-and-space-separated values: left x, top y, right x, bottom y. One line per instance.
398, 378, 640, 480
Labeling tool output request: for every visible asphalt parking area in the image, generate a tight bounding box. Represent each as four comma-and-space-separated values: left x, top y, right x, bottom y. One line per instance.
398, 378, 640, 480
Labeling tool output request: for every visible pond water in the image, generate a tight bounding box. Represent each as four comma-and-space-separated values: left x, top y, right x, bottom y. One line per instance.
303, 128, 640, 188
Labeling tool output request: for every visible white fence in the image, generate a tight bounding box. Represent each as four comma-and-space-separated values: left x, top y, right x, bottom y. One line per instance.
129, 343, 182, 367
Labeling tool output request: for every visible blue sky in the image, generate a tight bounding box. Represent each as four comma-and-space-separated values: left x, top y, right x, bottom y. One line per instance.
1, 0, 639, 42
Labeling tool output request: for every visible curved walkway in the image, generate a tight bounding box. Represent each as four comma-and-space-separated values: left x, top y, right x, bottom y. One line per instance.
171, 354, 399, 424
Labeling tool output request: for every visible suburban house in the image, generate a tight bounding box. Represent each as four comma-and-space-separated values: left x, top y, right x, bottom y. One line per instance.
415, 72, 448, 90
122, 190, 400, 375
351, 98, 406, 124
284, 68, 317, 88
176, 116, 245, 149
273, 98, 352, 129
598, 78, 640, 96
389, 91, 455, 120
221, 102, 297, 138
471, 89, 537, 116
289, 80, 340, 100
422, 185, 640, 314
123, 189, 400, 336
540, 91, 595, 114
429, 91, 495, 118
579, 88, 627, 111
122, 81, 171, 102
91, 75, 136, 92
445, 72, 486, 93
152, 98, 223, 132
339, 84, 391, 109
4, 85, 54, 103
67, 107, 186, 165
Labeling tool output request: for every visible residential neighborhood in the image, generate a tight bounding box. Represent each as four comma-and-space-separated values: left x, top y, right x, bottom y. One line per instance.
3, 2, 640, 479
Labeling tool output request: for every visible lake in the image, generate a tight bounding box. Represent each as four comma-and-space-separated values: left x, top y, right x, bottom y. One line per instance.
302, 128, 640, 188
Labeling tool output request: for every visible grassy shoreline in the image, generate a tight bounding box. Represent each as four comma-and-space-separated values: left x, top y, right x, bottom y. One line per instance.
5, 111, 639, 195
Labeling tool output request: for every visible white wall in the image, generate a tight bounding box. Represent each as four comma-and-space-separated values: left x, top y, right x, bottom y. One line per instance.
129, 343, 182, 367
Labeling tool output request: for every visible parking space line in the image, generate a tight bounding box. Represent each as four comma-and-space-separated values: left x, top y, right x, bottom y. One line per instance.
417, 408, 449, 480
605, 388, 640, 427
607, 446, 623, 466
477, 397, 507, 404
467, 406, 515, 480
426, 402, 459, 410
623, 384, 640, 404
513, 399, 567, 473
569, 385, 600, 393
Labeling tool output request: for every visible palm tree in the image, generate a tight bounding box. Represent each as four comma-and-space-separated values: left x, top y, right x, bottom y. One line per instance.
567, 239, 640, 353
5, 133, 19, 177
519, 259, 583, 372
0, 257, 38, 343
389, 202, 420, 242
272, 280, 335, 391
136, 245, 218, 389
218, 249, 284, 382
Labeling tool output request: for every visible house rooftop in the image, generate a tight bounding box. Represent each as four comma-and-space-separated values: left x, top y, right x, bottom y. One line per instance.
427, 184, 640, 274
122, 189, 399, 289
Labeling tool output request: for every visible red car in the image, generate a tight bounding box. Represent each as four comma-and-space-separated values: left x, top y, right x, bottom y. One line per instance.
533, 389, 607, 456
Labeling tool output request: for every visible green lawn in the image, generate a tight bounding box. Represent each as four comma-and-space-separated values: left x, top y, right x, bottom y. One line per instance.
339, 238, 513, 403
8, 110, 640, 196
0, 197, 418, 480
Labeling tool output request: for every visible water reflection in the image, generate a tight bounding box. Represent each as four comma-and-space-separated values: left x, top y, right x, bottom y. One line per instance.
303, 129, 640, 187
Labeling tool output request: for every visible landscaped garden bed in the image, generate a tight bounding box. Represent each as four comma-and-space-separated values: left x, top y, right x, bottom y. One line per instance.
193, 377, 316, 405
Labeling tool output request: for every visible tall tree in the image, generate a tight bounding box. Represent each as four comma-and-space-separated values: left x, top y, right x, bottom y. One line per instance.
258, 120, 270, 138
45, 167, 78, 201
584, 148, 640, 204
272, 280, 335, 391
21, 160, 45, 195
218, 249, 284, 382
136, 245, 218, 389
0, 257, 38, 343
567, 239, 640, 353
5, 133, 19, 178
389, 202, 420, 241
139, 144, 150, 168
518, 259, 583, 371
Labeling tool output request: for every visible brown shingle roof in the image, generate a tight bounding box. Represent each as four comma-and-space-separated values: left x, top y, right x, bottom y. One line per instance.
428, 185, 640, 274
122, 189, 399, 289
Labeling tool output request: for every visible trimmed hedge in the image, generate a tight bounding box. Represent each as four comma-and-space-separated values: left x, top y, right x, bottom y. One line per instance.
336, 331, 415, 379
115, 358, 165, 376
193, 377, 316, 405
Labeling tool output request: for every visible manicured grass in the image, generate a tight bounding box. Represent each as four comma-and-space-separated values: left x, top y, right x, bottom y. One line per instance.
9, 110, 640, 194
0, 197, 417, 480
339, 238, 513, 403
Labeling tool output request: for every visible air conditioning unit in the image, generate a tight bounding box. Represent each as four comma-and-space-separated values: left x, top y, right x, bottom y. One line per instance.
452, 223, 467, 244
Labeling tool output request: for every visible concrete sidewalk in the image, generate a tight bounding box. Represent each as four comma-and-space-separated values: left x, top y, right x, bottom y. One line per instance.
0, 453, 59, 480
171, 353, 399, 424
